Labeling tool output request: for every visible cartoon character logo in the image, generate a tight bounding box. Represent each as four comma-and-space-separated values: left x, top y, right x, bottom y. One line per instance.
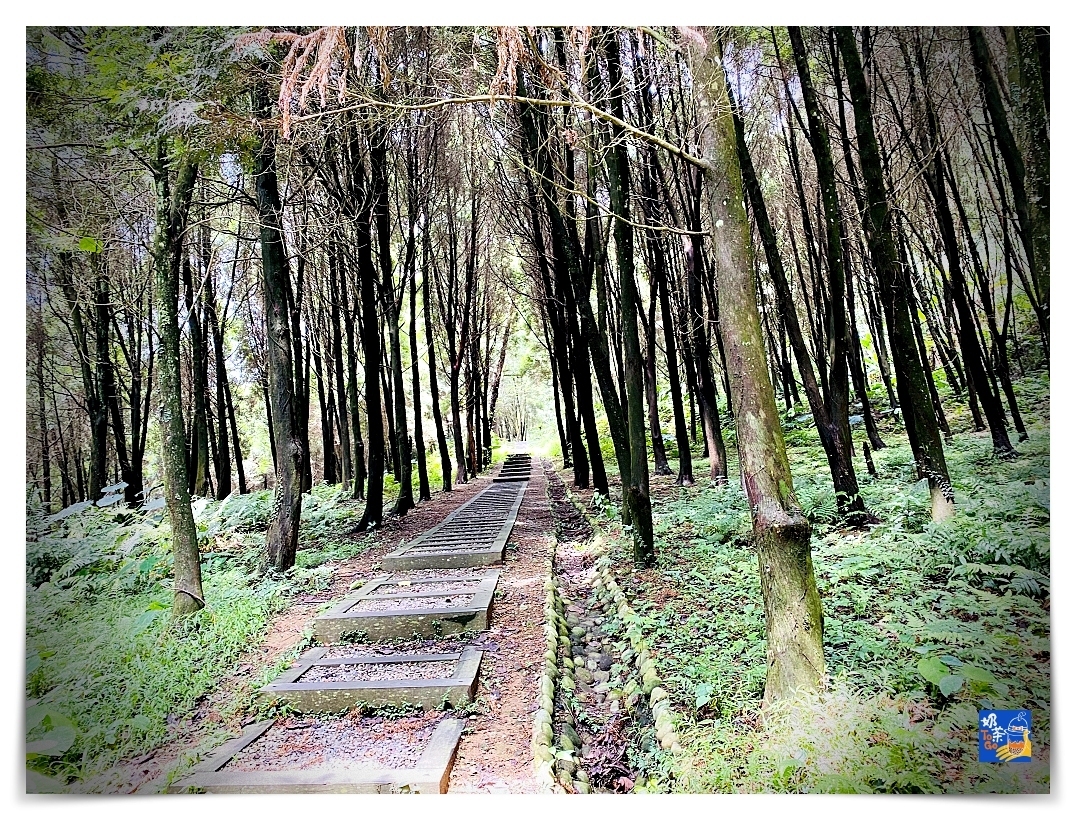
979, 709, 1032, 763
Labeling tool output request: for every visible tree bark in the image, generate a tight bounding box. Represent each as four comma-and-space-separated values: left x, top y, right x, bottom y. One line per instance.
253, 84, 304, 571
150, 142, 204, 615
688, 31, 824, 703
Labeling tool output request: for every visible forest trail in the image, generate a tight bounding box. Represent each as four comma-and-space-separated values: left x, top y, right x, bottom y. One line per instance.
166, 452, 545, 793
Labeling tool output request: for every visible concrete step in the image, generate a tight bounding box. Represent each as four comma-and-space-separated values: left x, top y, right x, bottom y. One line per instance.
170, 717, 464, 794
260, 646, 482, 711
314, 570, 500, 642
381, 483, 526, 571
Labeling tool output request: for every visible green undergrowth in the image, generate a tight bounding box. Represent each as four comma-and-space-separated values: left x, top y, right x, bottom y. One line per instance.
25, 481, 372, 790
594, 371, 1049, 793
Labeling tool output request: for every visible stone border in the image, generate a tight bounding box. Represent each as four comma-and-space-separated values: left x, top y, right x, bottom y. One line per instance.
566, 488, 684, 755
530, 551, 560, 792
529, 471, 591, 795
258, 647, 483, 711
381, 483, 527, 570
169, 718, 465, 793
314, 570, 499, 642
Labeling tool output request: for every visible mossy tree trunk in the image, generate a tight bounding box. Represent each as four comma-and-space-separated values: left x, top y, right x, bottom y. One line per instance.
150, 141, 204, 616
835, 27, 955, 521
688, 31, 825, 703
253, 83, 304, 571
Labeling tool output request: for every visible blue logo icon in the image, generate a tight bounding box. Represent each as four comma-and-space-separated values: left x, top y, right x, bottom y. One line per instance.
979, 709, 1032, 763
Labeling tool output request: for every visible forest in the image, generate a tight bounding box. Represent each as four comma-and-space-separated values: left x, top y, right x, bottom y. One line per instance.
25, 25, 1049, 795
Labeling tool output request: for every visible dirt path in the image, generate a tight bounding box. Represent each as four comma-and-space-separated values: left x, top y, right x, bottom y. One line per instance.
447, 463, 553, 793
79, 472, 508, 794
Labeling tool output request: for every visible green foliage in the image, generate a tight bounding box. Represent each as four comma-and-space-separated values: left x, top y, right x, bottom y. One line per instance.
599, 373, 1049, 794
24, 482, 368, 789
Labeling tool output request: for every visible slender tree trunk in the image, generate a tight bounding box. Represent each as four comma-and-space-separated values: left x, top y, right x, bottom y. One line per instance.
689, 32, 824, 703
836, 28, 954, 520
150, 143, 204, 615
181, 253, 210, 497
224, 363, 246, 494
207, 274, 233, 498
642, 284, 672, 476
36, 314, 51, 510
253, 83, 304, 571
969, 26, 1048, 339
344, 265, 367, 500
685, 236, 727, 482
604, 29, 654, 564
730, 53, 879, 520
788, 27, 868, 518
910, 37, 1015, 458
328, 241, 353, 491
410, 268, 431, 501
312, 316, 336, 485
422, 228, 452, 492
356, 213, 384, 527
656, 254, 693, 485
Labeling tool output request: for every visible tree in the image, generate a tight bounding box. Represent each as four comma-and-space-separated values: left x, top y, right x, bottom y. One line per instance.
150, 142, 205, 615
686, 28, 825, 702
252, 78, 305, 570
834, 27, 955, 521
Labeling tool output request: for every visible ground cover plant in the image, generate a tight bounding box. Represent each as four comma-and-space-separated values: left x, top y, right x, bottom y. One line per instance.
586, 373, 1049, 793
25, 484, 369, 790
26, 24, 1050, 795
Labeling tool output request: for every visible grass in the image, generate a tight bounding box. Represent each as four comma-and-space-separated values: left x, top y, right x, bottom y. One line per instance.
25, 481, 372, 790
587, 369, 1049, 793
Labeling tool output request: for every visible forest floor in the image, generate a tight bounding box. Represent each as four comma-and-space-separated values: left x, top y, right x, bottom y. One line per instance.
25, 375, 1050, 795
557, 370, 1050, 793
27, 453, 554, 794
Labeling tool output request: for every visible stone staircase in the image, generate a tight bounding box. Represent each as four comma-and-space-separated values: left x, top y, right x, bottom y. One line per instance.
172, 455, 533, 794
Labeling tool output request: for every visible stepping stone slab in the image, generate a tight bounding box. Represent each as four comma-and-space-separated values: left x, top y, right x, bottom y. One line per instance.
171, 715, 464, 794
381, 483, 526, 571
314, 570, 500, 642
259, 646, 483, 711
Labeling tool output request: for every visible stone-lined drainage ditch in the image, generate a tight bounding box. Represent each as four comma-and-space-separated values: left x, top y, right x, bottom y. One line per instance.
533, 467, 683, 793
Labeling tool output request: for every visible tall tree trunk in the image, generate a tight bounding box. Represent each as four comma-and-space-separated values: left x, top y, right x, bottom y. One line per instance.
689, 31, 824, 703
730, 51, 876, 516
36, 312, 51, 510
656, 252, 693, 485
93, 258, 138, 503
253, 83, 304, 571
410, 268, 431, 501
150, 143, 204, 615
225, 362, 246, 494
788, 27, 868, 518
910, 36, 1015, 458
604, 29, 654, 565
517, 63, 629, 489
181, 253, 210, 497
344, 263, 367, 500
328, 241, 354, 491
312, 313, 336, 485
685, 236, 727, 482
969, 26, 1048, 341
836, 27, 954, 521
207, 274, 233, 498
422, 227, 452, 492
642, 283, 672, 475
